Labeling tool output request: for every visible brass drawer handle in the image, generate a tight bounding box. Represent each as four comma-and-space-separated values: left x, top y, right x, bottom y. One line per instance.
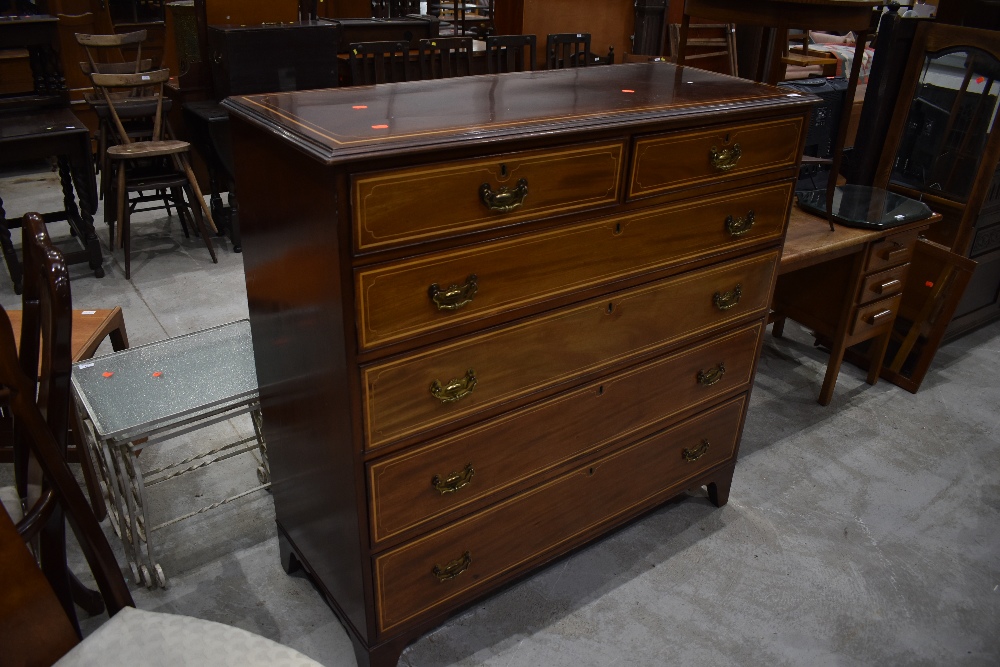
682, 439, 710, 462
876, 279, 901, 294
713, 283, 742, 311
868, 309, 894, 325
429, 274, 478, 311
430, 369, 477, 403
432, 464, 475, 495
480, 178, 528, 213
709, 143, 741, 171
433, 551, 471, 581
697, 362, 726, 386
725, 210, 755, 237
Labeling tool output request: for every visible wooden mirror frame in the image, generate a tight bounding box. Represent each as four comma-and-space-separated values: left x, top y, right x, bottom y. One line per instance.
873, 21, 1000, 256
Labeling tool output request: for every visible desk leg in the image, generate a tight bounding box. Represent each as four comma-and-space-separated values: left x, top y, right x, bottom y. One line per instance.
0, 193, 23, 294
818, 252, 867, 406
866, 327, 892, 386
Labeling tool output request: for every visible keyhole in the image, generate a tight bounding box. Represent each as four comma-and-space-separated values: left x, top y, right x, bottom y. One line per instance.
597, 385, 604, 396
588, 467, 595, 476
500, 163, 508, 177
607, 302, 614, 314
723, 132, 731, 144
614, 222, 622, 235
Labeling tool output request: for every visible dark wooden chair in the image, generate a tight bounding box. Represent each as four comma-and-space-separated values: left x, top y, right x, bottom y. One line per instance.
546, 32, 591, 69
348, 40, 411, 85
418, 36, 474, 79
90, 68, 218, 279
0, 301, 134, 663
5, 213, 133, 641
485, 34, 536, 73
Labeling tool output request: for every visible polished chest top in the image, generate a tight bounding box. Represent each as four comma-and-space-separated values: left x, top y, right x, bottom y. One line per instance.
223, 63, 813, 164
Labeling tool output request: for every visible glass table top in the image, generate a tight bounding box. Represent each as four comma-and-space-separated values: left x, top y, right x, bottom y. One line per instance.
71, 320, 258, 440
796, 185, 934, 230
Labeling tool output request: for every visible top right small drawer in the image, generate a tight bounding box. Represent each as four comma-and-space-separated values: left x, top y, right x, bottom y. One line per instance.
628, 117, 804, 200
865, 228, 921, 273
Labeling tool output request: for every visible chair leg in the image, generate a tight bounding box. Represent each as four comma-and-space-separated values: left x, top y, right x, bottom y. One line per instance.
177, 154, 218, 234
171, 187, 191, 238
121, 184, 132, 280
183, 182, 218, 264
115, 164, 126, 252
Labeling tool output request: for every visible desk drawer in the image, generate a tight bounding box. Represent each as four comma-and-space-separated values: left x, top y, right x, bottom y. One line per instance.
628, 117, 803, 200
357, 181, 793, 349
374, 395, 745, 635
864, 229, 920, 273
858, 264, 908, 306
368, 323, 762, 544
363, 250, 778, 448
851, 293, 902, 337
352, 141, 625, 252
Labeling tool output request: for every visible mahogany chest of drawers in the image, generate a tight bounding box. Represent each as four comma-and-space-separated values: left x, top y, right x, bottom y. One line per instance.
223, 64, 813, 667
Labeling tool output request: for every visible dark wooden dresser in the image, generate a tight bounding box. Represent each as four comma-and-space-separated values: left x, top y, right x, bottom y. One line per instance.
223, 64, 813, 667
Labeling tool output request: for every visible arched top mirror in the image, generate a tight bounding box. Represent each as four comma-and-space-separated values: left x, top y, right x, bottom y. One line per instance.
890, 45, 1000, 203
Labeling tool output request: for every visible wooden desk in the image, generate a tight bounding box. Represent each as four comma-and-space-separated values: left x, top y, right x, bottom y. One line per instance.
773, 206, 937, 404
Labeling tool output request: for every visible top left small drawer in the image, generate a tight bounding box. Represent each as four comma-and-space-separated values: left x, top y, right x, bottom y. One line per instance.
351, 141, 625, 253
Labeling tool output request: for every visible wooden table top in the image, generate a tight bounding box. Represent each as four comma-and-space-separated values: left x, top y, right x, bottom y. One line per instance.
5, 308, 124, 362
780, 205, 940, 274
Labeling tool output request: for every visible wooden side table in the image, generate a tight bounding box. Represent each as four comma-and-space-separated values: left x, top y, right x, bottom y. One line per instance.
70, 319, 267, 589
0, 108, 104, 293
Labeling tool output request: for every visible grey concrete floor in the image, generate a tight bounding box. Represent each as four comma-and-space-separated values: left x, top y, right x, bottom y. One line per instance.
2, 162, 999, 666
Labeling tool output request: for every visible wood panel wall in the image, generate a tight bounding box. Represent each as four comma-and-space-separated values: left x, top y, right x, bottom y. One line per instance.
521, 0, 634, 67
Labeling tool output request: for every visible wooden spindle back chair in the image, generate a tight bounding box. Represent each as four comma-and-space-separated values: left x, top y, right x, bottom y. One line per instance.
89, 68, 218, 278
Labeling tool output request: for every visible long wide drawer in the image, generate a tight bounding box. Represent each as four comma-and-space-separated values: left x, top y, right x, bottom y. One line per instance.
629, 117, 803, 200
374, 395, 746, 635
356, 181, 793, 350
363, 249, 778, 448
352, 141, 625, 252
368, 323, 763, 544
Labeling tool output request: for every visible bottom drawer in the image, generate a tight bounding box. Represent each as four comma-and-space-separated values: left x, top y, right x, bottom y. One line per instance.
851, 293, 903, 338
374, 395, 747, 635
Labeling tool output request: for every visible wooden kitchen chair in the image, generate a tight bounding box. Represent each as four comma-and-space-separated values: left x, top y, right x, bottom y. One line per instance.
89, 68, 218, 279
418, 36, 474, 79
486, 34, 536, 73
348, 40, 411, 84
